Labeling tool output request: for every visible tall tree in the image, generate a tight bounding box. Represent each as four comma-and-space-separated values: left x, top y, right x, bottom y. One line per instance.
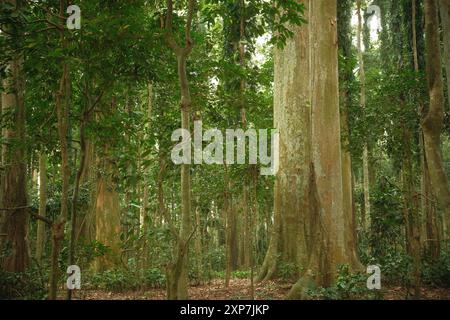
357, 0, 371, 233
0, 0, 29, 273
288, 0, 360, 299
164, 0, 196, 300
423, 0, 450, 235
35, 151, 47, 262
257, 0, 310, 282
440, 0, 450, 108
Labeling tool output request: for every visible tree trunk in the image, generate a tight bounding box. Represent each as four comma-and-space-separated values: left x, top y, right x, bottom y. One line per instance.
0, 9, 29, 271
35, 152, 47, 262
258, 0, 311, 282
164, 0, 196, 300
401, 128, 422, 299
423, 0, 450, 235
357, 0, 371, 233
440, 0, 450, 109
338, 0, 360, 270
93, 157, 121, 272
288, 0, 360, 299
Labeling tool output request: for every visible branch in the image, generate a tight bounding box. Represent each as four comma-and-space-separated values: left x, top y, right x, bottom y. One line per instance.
164, 0, 179, 51
0, 206, 32, 211
29, 211, 53, 226
185, 0, 195, 49
86, 90, 105, 117
0, 206, 53, 225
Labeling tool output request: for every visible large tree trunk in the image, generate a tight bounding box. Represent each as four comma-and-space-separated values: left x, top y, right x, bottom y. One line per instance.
288, 0, 360, 299
423, 0, 450, 235
440, 0, 450, 109
93, 157, 121, 272
412, 0, 441, 261
0, 8, 29, 271
257, 0, 311, 282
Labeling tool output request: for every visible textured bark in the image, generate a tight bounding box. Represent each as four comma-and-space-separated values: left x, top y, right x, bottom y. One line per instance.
338, 0, 360, 269
93, 159, 121, 272
440, 0, 450, 109
49, 1, 72, 300
165, 0, 195, 300
357, 0, 371, 233
194, 201, 203, 281
288, 0, 359, 299
258, 0, 311, 282
401, 129, 422, 299
0, 46, 29, 273
414, 0, 440, 260
225, 171, 237, 287
35, 152, 47, 262
0, 0, 29, 274
139, 83, 153, 270
423, 0, 450, 232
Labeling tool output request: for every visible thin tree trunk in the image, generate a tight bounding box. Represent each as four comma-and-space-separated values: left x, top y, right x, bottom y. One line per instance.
357, 0, 371, 233
35, 152, 47, 262
164, 0, 196, 300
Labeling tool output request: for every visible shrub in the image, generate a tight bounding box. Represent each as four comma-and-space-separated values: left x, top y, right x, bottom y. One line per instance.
307, 265, 382, 300
0, 267, 47, 300
144, 268, 166, 288
422, 249, 450, 287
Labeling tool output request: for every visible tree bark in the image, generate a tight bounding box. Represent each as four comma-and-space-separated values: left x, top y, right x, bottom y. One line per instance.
257, 0, 311, 282
0, 6, 29, 272
35, 152, 47, 262
164, 0, 196, 300
423, 0, 450, 235
93, 155, 121, 272
440, 0, 450, 110
288, 0, 360, 299
357, 0, 371, 233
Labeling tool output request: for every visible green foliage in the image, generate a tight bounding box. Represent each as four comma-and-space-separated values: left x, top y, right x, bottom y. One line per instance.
76, 240, 110, 267
204, 246, 226, 272
87, 267, 167, 292
0, 267, 47, 300
307, 265, 382, 300
144, 268, 167, 288
89, 269, 139, 292
376, 251, 413, 287
277, 262, 296, 281
422, 249, 450, 287
232, 270, 251, 279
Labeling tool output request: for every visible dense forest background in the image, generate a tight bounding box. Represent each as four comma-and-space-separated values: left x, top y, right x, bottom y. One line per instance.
0, 0, 449, 300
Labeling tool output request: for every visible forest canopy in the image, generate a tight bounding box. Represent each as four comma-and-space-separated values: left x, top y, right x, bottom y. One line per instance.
0, 0, 449, 301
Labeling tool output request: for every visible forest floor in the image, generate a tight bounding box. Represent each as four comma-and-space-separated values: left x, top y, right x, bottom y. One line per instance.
67, 279, 450, 300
